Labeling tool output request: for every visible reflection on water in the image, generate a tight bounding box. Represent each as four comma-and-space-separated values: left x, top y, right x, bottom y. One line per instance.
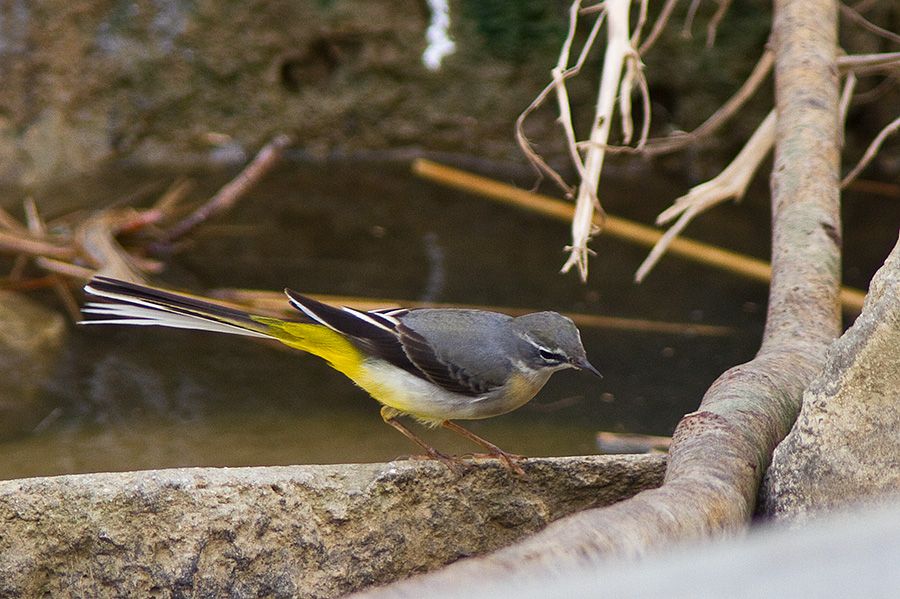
1, 160, 778, 480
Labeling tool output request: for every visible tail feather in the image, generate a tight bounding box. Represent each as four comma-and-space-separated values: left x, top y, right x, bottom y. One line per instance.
81, 276, 273, 339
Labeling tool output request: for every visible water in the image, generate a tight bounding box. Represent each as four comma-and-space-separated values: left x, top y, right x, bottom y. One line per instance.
4, 157, 880, 481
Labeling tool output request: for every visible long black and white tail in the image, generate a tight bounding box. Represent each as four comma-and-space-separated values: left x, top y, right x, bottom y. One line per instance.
81, 276, 273, 339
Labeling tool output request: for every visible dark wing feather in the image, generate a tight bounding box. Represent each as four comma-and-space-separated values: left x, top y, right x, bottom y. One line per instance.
285, 289, 420, 377
395, 323, 499, 397
285, 289, 493, 397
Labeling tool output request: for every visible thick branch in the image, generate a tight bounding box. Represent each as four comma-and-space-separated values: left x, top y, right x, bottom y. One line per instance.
356, 0, 841, 595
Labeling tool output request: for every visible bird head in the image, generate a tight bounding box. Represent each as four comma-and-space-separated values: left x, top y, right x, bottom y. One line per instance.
511, 312, 602, 377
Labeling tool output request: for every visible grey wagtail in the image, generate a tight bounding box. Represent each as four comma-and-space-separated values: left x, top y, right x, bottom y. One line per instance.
81, 276, 601, 474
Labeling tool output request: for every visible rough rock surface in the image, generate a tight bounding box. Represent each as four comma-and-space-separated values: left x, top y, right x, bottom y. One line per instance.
0, 455, 665, 598
765, 234, 900, 519
0, 292, 66, 438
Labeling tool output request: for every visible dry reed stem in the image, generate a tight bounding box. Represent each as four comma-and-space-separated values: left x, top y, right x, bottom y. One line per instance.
412, 159, 867, 312
211, 288, 735, 337
561, 0, 635, 281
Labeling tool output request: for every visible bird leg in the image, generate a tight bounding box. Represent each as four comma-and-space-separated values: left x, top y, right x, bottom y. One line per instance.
441, 420, 526, 476
380, 407, 465, 474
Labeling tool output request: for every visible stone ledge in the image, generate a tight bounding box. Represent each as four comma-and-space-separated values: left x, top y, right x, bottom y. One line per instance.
0, 455, 664, 598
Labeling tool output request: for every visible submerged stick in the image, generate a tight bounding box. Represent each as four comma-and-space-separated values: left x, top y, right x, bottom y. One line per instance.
412, 158, 866, 312
212, 288, 734, 337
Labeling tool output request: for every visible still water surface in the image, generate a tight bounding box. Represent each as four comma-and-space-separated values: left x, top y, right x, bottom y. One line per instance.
1, 158, 837, 480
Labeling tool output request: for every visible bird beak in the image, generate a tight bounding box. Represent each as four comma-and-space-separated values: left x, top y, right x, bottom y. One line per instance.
572, 356, 603, 378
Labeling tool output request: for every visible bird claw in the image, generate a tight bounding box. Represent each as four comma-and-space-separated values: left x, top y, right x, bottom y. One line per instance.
465, 450, 527, 477
407, 450, 469, 475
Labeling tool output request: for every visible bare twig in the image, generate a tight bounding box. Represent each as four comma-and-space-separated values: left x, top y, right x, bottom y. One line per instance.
0, 230, 75, 261
157, 134, 293, 246
840, 3, 900, 45
841, 115, 900, 188
631, 0, 650, 46
846, 179, 900, 198
639, 0, 680, 54
705, 0, 733, 48
838, 71, 857, 147
615, 48, 653, 149
838, 72, 857, 126
24, 198, 81, 321
515, 3, 605, 195
851, 74, 899, 105
640, 48, 774, 155
636, 110, 776, 282
837, 52, 900, 73
633, 55, 653, 148
75, 210, 148, 283
657, 110, 775, 225
851, 0, 877, 10
33, 258, 95, 281
153, 177, 195, 214
599, 50, 892, 159
554, 1, 605, 182
22, 198, 43, 236
683, 0, 703, 39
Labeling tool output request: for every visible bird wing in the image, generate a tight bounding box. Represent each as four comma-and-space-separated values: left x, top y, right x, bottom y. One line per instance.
393, 323, 502, 396
284, 290, 497, 397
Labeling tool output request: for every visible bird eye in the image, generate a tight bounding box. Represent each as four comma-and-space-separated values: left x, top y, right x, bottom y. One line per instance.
538, 348, 566, 364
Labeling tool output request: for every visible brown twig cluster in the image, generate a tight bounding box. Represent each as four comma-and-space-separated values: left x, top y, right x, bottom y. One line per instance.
521, 0, 900, 283
0, 135, 292, 319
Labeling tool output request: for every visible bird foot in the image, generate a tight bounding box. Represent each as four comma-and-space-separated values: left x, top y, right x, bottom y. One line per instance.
464, 450, 527, 477
407, 450, 468, 475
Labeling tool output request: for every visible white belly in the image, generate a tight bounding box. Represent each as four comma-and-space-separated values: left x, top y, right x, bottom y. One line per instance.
354, 359, 550, 424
